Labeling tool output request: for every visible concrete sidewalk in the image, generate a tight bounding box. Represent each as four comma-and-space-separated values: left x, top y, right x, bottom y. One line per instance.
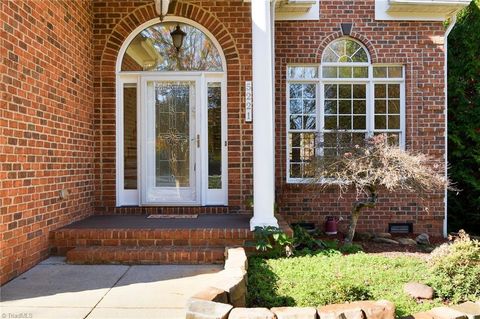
0, 257, 223, 319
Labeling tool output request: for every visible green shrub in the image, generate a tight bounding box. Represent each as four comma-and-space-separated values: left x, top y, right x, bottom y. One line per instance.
429, 230, 480, 303
293, 225, 323, 251
447, 0, 480, 234
250, 226, 293, 257
293, 226, 363, 255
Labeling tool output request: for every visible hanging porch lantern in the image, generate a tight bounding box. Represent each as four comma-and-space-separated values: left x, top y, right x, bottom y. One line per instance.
170, 24, 186, 52
154, 0, 170, 21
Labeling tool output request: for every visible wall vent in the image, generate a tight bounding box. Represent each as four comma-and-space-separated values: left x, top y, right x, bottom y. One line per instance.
388, 223, 413, 234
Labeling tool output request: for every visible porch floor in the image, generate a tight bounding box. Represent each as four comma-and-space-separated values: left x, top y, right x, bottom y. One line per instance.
63, 213, 251, 229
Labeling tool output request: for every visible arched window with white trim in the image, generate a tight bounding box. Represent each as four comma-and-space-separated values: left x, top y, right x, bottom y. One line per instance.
116, 18, 228, 206
121, 22, 223, 72
286, 38, 405, 182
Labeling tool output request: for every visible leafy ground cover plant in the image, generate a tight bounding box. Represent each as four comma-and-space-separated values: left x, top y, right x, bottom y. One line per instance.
428, 230, 480, 303
292, 225, 323, 251
251, 226, 293, 257
247, 252, 442, 317
292, 225, 363, 254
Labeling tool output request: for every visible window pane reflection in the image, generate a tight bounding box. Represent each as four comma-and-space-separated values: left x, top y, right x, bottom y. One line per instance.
122, 23, 223, 72
124, 84, 137, 189
208, 83, 222, 189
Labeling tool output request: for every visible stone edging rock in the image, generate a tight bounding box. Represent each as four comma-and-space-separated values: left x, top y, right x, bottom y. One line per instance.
405, 302, 480, 319
186, 247, 248, 319
186, 247, 480, 319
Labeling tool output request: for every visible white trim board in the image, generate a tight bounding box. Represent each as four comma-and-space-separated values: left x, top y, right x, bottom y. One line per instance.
244, 0, 320, 21
375, 0, 469, 21
275, 0, 319, 21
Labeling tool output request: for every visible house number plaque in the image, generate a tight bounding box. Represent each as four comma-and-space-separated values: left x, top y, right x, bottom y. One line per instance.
245, 81, 252, 122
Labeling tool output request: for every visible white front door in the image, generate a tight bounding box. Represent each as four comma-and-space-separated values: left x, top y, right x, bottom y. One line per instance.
141, 76, 201, 205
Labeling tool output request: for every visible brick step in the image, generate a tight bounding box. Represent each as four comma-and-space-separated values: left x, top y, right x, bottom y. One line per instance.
66, 246, 225, 265
51, 228, 255, 255
98, 206, 232, 215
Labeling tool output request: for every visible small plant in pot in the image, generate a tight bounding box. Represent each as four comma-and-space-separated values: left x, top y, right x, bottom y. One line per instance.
324, 216, 344, 235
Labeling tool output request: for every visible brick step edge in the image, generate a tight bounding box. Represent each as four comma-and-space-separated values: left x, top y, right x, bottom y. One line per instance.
66, 246, 225, 265
51, 229, 255, 255
52, 228, 255, 241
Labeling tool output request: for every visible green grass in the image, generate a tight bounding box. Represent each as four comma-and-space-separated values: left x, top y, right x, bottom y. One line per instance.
247, 251, 443, 317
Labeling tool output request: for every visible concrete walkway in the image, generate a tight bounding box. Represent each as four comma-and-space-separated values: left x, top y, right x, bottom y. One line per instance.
0, 257, 223, 319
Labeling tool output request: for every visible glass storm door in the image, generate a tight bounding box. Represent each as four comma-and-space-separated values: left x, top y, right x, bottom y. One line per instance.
141, 77, 200, 205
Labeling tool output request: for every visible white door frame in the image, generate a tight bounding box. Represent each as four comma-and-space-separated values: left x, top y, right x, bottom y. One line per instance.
114, 17, 228, 207
116, 71, 227, 206
203, 74, 228, 205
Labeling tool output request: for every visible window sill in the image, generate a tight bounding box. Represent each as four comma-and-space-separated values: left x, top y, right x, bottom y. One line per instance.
286, 178, 349, 185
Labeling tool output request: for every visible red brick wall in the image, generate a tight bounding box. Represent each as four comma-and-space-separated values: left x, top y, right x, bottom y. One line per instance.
274, 1, 447, 235
93, 0, 253, 213
0, 0, 447, 284
92, 0, 446, 234
0, 0, 95, 284
0, 0, 447, 285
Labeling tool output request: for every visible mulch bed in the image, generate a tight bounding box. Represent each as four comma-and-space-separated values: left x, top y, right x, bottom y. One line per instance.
314, 232, 448, 259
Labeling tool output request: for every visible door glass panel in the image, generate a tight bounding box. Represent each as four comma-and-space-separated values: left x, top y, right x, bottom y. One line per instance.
123, 83, 137, 189
154, 82, 193, 188
207, 82, 222, 189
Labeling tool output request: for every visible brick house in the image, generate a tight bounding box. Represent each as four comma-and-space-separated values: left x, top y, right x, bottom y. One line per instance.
1, 0, 469, 284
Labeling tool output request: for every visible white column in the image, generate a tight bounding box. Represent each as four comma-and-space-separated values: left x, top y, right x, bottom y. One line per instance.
250, 0, 278, 230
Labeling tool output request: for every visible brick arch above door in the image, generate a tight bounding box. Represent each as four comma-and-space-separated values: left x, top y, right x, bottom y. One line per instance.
94, 1, 245, 210
100, 1, 240, 71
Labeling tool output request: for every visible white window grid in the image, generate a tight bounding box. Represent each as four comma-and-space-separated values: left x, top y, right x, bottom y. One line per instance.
286, 64, 405, 183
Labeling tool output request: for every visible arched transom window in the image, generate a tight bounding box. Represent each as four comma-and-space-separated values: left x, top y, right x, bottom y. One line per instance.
286, 38, 406, 182
121, 22, 223, 72
321, 38, 370, 79
322, 38, 369, 63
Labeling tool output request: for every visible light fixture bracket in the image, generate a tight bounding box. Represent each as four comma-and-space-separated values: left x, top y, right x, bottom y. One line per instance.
154, 0, 170, 21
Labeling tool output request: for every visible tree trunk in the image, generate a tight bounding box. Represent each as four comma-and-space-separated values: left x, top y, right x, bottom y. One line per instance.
345, 209, 360, 244
344, 187, 378, 244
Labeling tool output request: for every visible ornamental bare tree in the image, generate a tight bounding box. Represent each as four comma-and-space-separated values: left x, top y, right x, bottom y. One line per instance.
308, 133, 450, 244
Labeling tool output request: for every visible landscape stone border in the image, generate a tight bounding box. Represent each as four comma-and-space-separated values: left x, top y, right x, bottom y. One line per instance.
186, 247, 480, 319
186, 247, 249, 319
